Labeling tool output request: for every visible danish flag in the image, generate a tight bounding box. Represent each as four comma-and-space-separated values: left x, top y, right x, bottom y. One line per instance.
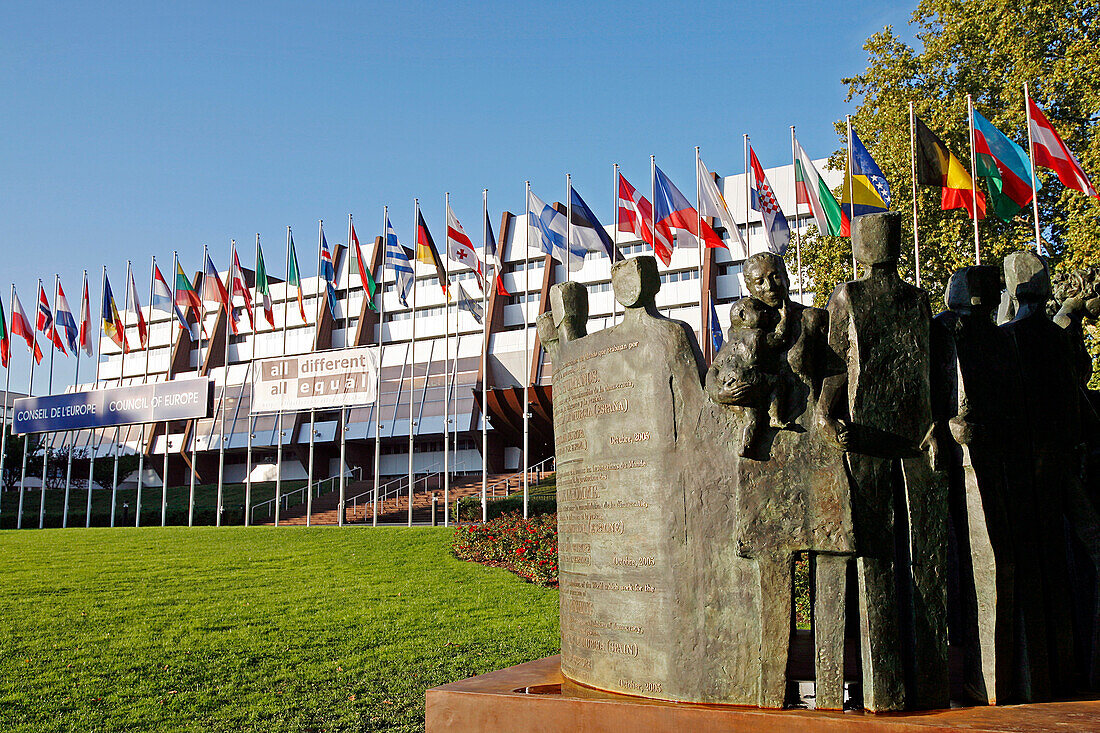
618, 173, 674, 265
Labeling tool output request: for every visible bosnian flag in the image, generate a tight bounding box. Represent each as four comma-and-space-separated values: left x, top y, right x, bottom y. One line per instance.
446, 204, 484, 288
152, 264, 188, 327
37, 283, 65, 354
127, 265, 148, 348
231, 247, 255, 329
697, 156, 748, 257
78, 272, 93, 356
527, 189, 585, 271
11, 287, 43, 364
483, 209, 509, 296
618, 173, 673, 265
653, 164, 724, 252
750, 147, 792, 256
1028, 97, 1098, 199
54, 279, 79, 354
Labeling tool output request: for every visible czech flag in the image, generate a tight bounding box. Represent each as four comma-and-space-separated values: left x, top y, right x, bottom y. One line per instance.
653, 165, 724, 250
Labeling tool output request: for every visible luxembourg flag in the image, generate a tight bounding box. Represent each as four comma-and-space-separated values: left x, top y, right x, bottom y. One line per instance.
54, 279, 79, 355
78, 272, 93, 356
37, 283, 65, 354
11, 287, 43, 364
750, 147, 792, 255
152, 264, 189, 327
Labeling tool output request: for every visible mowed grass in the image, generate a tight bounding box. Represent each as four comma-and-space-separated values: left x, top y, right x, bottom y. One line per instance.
0, 528, 560, 732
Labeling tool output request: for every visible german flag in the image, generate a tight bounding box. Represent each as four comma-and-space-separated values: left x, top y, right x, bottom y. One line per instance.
416, 208, 449, 294
914, 115, 986, 219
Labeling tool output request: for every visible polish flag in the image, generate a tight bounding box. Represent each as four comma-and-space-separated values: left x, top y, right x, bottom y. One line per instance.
1028, 98, 1098, 199
618, 173, 674, 265
11, 288, 43, 364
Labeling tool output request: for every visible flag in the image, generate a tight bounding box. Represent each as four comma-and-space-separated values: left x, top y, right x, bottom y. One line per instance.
55, 280, 78, 354
842, 129, 891, 218
527, 189, 585, 271
793, 138, 850, 237
231, 248, 256, 329
913, 115, 986, 219
749, 147, 792, 255
288, 237, 308, 323
102, 275, 128, 353
653, 165, 724, 251
697, 156, 748, 256
455, 281, 484, 324
11, 288, 42, 364
446, 204, 485, 288
709, 295, 724, 355
37, 283, 65, 354
204, 253, 237, 334
569, 186, 618, 261
127, 266, 149, 348
0, 294, 8, 368
255, 244, 275, 326
1027, 98, 1097, 200
972, 110, 1040, 221
483, 210, 509, 296
350, 223, 378, 313
319, 230, 338, 318
175, 261, 205, 335
78, 273, 93, 356
153, 264, 188, 327
384, 216, 414, 307
618, 172, 674, 265
416, 209, 449, 292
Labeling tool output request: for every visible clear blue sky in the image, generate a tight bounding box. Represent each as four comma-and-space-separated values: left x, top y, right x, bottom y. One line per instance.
1, 0, 915, 391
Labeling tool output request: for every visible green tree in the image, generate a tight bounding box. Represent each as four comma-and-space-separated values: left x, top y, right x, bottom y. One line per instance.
797, 0, 1100, 314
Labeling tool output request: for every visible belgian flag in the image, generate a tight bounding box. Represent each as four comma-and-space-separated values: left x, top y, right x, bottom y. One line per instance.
914, 115, 986, 219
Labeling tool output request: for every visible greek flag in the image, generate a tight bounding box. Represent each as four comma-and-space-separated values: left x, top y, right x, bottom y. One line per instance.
384, 216, 414, 306
527, 189, 586, 272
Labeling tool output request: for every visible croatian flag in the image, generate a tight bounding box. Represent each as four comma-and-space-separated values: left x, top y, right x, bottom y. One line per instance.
384, 215, 414, 307
618, 172, 673, 265
527, 189, 585, 271
446, 204, 484, 289
37, 283, 65, 354
11, 288, 43, 364
78, 273, 93, 356
653, 165, 724, 251
54, 279, 79, 354
750, 147, 792, 256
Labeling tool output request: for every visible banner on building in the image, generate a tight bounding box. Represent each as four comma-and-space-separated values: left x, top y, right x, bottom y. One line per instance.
251, 346, 378, 414
13, 378, 211, 434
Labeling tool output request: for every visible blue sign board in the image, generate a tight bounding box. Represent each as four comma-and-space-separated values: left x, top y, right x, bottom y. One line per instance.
13, 378, 212, 434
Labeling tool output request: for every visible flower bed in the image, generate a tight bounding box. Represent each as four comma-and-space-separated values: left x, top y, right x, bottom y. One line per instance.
451, 512, 558, 587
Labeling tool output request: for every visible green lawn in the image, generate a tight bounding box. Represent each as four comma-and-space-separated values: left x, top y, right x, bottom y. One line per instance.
0, 528, 561, 732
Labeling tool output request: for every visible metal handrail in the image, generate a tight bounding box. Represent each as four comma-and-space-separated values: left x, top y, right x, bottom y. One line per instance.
485, 456, 555, 498
249, 465, 363, 522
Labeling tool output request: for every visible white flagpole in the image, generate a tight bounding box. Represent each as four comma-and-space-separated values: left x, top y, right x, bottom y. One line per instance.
17, 286, 38, 530
481, 190, 489, 523
744, 136, 752, 257
967, 94, 981, 265
88, 269, 106, 528
612, 163, 620, 326
340, 215, 351, 527
443, 194, 451, 526
695, 147, 705, 351
374, 208, 386, 527
216, 241, 234, 528
276, 228, 291, 527
112, 265, 131, 528
523, 181, 531, 520
63, 273, 83, 528
790, 128, 804, 303
39, 275, 60, 528
135, 256, 154, 527
190, 247, 206, 527
846, 117, 857, 277
164, 254, 177, 527
245, 235, 259, 527
308, 221, 323, 527
565, 174, 572, 284
1025, 82, 1044, 253
909, 103, 921, 287
408, 200, 418, 528
0, 285, 12, 528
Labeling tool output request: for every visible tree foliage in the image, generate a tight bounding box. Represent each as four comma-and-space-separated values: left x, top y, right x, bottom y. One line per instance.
795, 0, 1100, 310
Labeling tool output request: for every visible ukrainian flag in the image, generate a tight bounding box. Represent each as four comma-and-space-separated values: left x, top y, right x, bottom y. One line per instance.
841, 129, 891, 219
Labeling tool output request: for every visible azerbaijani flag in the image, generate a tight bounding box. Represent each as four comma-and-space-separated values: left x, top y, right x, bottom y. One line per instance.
102, 275, 129, 353
973, 110, 1041, 221
0, 292, 9, 368
255, 243, 275, 327
350, 222, 378, 312
794, 137, 850, 237
288, 236, 307, 323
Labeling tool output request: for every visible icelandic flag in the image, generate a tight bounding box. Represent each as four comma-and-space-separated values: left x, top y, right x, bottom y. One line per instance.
384, 215, 414, 307
483, 209, 509, 296
709, 295, 724, 355
653, 165, 724, 250
78, 272, 93, 356
152, 264, 189, 327
528, 189, 585, 271
569, 185, 618, 260
320, 229, 338, 318
54, 279, 79, 354
37, 283, 65, 354
749, 147, 792, 256
10, 287, 43, 364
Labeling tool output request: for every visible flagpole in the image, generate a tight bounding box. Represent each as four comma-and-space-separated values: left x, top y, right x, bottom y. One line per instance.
846, 116, 857, 277
88, 269, 106, 528
340, 215, 351, 527
744, 136, 751, 256
216, 242, 232, 527
374, 208, 386, 527
408, 201, 417, 528
0, 285, 12, 529
39, 275, 59, 528
309, 221, 323, 527
17, 288, 37, 530
135, 256, 154, 527
443, 194, 451, 526
63, 275, 82, 528
565, 174, 573, 284
612, 163, 620, 326
791, 127, 804, 303
695, 147, 705, 352
190, 246, 206, 528
164, 254, 177, 527
1025, 82, 1044, 254
967, 94, 981, 265
523, 181, 531, 521
245, 235, 259, 527
276, 229, 290, 527
909, 103, 921, 287
111, 264, 132, 528
480, 190, 488, 523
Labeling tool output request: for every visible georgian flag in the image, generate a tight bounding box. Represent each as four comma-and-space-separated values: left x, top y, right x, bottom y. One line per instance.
11, 287, 43, 364
446, 204, 484, 289
78, 272, 93, 356
1028, 97, 1098, 199
37, 283, 65, 354
749, 146, 792, 256
54, 279, 79, 354
618, 172, 673, 265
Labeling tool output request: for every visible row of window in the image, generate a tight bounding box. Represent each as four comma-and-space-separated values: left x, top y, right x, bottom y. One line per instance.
379, 438, 479, 455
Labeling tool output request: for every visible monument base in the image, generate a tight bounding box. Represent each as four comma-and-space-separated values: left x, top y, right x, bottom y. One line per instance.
426, 656, 1100, 732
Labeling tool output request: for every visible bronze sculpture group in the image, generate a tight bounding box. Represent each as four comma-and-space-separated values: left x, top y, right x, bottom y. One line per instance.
544, 211, 1100, 712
